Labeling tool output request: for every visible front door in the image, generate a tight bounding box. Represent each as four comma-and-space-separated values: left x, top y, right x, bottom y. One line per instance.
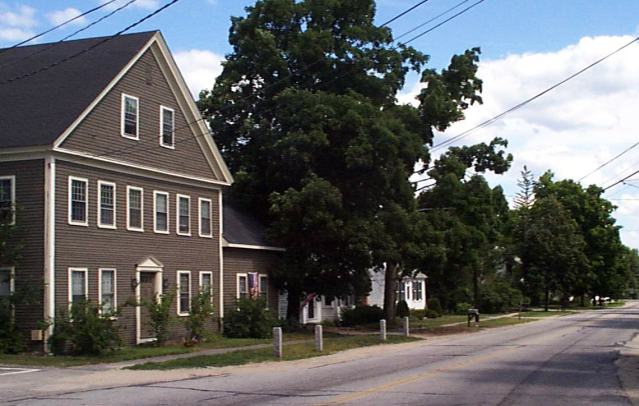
138, 272, 157, 342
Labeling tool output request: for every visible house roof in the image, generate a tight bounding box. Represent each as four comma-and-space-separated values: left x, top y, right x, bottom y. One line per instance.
223, 204, 284, 250
0, 31, 156, 149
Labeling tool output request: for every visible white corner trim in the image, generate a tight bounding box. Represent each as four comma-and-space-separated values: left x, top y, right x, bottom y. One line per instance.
153, 190, 170, 234
67, 176, 88, 227
97, 180, 117, 229
176, 194, 191, 236
126, 185, 144, 232
218, 190, 224, 318
44, 156, 56, 352
198, 197, 213, 238
120, 93, 140, 140
176, 270, 191, 316
225, 243, 285, 252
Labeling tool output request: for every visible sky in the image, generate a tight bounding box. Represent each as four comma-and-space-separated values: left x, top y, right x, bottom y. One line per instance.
3, 0, 639, 247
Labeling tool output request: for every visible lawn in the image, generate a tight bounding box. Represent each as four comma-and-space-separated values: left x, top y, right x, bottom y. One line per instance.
410, 314, 467, 328
0, 332, 315, 368
129, 335, 419, 370
519, 310, 575, 318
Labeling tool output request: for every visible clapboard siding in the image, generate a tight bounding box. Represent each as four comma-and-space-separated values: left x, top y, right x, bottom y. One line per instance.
60, 47, 218, 181
222, 247, 280, 313
0, 160, 45, 336
55, 160, 221, 344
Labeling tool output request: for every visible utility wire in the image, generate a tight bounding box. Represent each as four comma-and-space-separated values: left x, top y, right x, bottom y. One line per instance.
578, 139, 639, 182
430, 35, 639, 153
0, 0, 121, 54
379, 0, 431, 27
395, 0, 471, 41
0, 0, 179, 85
0, 0, 138, 70
604, 171, 639, 191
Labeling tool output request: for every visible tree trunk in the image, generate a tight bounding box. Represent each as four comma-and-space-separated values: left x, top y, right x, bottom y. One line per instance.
544, 288, 550, 312
383, 263, 398, 323
286, 288, 301, 322
473, 267, 479, 309
580, 294, 585, 307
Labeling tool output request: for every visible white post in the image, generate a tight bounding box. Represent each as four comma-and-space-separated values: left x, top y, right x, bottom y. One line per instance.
380, 319, 387, 341
315, 324, 323, 352
273, 327, 283, 359
403, 316, 410, 337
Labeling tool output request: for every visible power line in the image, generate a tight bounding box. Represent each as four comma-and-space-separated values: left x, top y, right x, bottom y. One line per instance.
401, 0, 485, 45
430, 35, 639, 152
0, 0, 121, 54
379, 0, 431, 27
0, 0, 180, 85
604, 172, 639, 191
578, 139, 639, 182
395, 0, 471, 41
0, 0, 138, 70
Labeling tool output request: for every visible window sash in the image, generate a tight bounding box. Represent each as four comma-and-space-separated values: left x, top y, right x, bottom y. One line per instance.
238, 276, 247, 299
99, 183, 115, 227
128, 187, 143, 230
0, 178, 14, 224
178, 272, 191, 314
123, 95, 138, 137
412, 281, 422, 301
199, 199, 211, 236
161, 107, 174, 147
70, 178, 87, 224
154, 192, 169, 232
71, 270, 87, 303
259, 275, 268, 302
100, 270, 116, 313
0, 269, 11, 297
177, 196, 190, 235
201, 273, 212, 293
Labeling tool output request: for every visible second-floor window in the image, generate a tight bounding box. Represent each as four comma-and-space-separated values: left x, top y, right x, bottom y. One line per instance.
98, 181, 116, 229
69, 177, 88, 226
0, 176, 15, 225
127, 186, 143, 231
154, 191, 169, 233
160, 106, 175, 148
177, 194, 190, 236
199, 198, 212, 238
121, 94, 139, 139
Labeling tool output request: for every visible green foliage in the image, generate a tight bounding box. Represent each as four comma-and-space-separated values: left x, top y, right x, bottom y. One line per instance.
427, 298, 443, 316
424, 309, 441, 319
224, 298, 276, 339
184, 290, 214, 342
339, 305, 384, 326
49, 301, 121, 356
0, 297, 24, 354
479, 279, 523, 313
143, 292, 174, 346
396, 300, 410, 318
455, 302, 472, 315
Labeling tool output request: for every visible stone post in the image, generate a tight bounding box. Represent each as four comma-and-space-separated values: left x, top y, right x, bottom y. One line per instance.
403, 316, 410, 337
315, 324, 323, 352
273, 327, 282, 359
380, 319, 387, 341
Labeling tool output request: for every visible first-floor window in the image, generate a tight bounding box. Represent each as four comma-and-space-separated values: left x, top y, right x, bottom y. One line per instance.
100, 269, 116, 314
200, 272, 212, 296
0, 176, 15, 225
412, 280, 423, 301
237, 274, 247, 299
69, 177, 88, 225
259, 274, 268, 303
0, 268, 12, 297
127, 186, 143, 231
177, 271, 191, 315
69, 268, 88, 304
398, 282, 406, 302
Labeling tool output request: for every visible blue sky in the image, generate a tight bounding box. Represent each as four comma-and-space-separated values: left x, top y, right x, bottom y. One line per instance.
3, 0, 639, 247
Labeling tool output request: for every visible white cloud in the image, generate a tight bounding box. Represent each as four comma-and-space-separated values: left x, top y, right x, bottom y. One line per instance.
174, 49, 224, 98
99, 0, 159, 11
402, 35, 639, 248
0, 27, 33, 41
0, 5, 37, 28
46, 8, 86, 27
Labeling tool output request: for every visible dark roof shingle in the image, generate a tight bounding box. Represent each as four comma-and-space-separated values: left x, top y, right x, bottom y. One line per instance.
0, 31, 156, 148
223, 204, 278, 248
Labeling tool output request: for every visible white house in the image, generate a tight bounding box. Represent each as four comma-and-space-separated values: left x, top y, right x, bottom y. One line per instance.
367, 267, 427, 310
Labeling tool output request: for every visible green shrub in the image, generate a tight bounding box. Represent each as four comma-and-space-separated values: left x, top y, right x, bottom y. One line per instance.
0, 296, 24, 354
396, 300, 410, 318
184, 290, 214, 342
49, 301, 121, 356
424, 309, 440, 319
143, 292, 174, 346
427, 298, 443, 316
455, 302, 472, 315
479, 280, 523, 313
340, 305, 384, 326
411, 309, 426, 319
224, 298, 276, 338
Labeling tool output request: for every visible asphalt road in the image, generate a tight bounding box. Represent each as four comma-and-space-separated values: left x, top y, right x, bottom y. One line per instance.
3, 304, 639, 405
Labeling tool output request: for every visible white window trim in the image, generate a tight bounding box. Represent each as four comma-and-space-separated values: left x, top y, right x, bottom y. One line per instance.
176, 194, 191, 236
0, 175, 16, 226
0, 266, 15, 296
159, 105, 175, 149
126, 185, 144, 232
97, 180, 117, 229
153, 191, 170, 234
68, 267, 88, 308
68, 176, 88, 227
236, 273, 247, 299
198, 197, 212, 238
121, 93, 139, 140
98, 268, 117, 315
177, 270, 191, 316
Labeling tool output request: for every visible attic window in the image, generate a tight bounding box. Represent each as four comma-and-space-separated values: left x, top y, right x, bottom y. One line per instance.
121, 94, 139, 139
160, 106, 175, 148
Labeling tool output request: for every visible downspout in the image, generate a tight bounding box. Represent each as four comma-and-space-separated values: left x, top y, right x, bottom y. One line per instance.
43, 156, 56, 352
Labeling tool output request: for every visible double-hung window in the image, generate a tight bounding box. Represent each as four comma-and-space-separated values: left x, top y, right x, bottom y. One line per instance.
237, 274, 247, 300
69, 268, 88, 305
0, 176, 15, 225
68, 177, 88, 226
127, 186, 144, 231
99, 269, 116, 315
154, 191, 169, 234
98, 181, 116, 229
412, 281, 423, 301
177, 271, 191, 315
0, 267, 13, 298
176, 194, 190, 236
200, 271, 213, 305
160, 106, 175, 148
121, 94, 139, 139
259, 274, 268, 304
198, 198, 212, 238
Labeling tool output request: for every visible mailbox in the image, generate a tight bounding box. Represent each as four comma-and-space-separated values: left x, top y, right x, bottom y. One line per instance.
467, 308, 480, 326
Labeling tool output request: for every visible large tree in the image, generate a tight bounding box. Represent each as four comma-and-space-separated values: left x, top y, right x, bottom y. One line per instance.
199, 0, 483, 319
